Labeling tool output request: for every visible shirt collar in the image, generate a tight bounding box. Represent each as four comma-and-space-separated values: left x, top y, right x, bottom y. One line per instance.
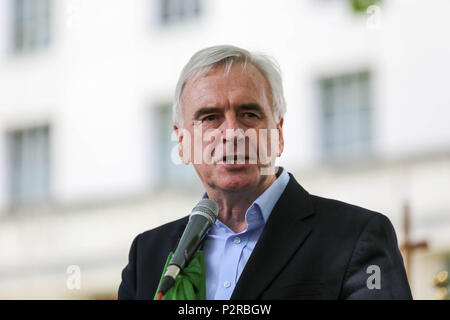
252, 167, 289, 223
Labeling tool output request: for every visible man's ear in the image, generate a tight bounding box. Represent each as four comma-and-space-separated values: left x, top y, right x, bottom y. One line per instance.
276, 117, 284, 157
174, 124, 191, 164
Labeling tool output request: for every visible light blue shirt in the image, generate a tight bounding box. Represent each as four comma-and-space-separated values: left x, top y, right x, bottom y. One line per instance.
202, 167, 290, 300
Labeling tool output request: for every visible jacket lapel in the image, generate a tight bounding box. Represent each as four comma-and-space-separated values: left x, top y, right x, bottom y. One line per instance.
230, 174, 315, 299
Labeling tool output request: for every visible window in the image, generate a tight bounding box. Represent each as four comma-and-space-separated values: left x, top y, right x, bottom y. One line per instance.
11, 0, 52, 54
319, 71, 372, 159
6, 126, 51, 209
153, 105, 196, 185
159, 0, 201, 26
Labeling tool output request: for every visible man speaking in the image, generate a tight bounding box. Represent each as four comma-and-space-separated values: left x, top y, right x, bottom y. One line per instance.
118, 45, 412, 300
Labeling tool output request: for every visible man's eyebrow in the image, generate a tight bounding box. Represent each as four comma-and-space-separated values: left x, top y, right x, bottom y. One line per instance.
193, 107, 223, 120
192, 103, 265, 120
237, 103, 265, 114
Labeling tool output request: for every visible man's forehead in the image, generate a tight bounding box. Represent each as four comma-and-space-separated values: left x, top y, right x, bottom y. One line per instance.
182, 62, 271, 102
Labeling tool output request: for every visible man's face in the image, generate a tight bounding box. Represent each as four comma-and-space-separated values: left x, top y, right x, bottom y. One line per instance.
174, 62, 284, 193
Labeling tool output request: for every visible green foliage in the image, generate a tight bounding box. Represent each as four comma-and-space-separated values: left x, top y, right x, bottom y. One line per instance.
350, 0, 380, 13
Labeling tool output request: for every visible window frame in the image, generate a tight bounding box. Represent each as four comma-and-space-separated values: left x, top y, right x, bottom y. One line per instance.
318, 70, 373, 161
5, 125, 51, 211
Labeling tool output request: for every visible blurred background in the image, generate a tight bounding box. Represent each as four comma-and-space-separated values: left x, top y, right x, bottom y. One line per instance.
0, 0, 449, 299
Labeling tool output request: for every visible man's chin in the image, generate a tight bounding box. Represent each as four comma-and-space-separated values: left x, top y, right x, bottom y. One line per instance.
211, 164, 261, 190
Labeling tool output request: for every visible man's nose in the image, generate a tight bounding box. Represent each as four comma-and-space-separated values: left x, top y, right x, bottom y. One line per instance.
220, 113, 240, 143
222, 113, 239, 129
219, 113, 240, 141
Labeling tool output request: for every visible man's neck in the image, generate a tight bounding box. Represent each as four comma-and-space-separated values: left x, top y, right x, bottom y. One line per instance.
205, 174, 277, 233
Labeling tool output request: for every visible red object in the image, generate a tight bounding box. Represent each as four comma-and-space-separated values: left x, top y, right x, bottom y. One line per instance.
157, 292, 163, 300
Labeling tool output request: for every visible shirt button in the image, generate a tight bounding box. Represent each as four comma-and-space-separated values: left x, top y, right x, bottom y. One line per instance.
233, 237, 241, 244
223, 281, 231, 288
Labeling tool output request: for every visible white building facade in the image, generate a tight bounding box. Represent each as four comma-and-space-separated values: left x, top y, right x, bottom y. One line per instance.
0, 0, 449, 299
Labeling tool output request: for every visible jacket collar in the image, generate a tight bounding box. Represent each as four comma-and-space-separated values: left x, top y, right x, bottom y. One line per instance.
230, 173, 316, 299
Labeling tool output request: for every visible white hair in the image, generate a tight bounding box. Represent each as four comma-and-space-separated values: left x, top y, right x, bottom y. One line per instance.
173, 45, 286, 126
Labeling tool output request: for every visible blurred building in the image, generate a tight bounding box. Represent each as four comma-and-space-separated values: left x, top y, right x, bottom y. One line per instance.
0, 0, 449, 299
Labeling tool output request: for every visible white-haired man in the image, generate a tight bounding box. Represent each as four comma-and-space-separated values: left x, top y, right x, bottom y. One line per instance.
119, 45, 412, 300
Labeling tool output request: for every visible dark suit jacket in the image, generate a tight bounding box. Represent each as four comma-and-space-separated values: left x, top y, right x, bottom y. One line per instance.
118, 173, 412, 300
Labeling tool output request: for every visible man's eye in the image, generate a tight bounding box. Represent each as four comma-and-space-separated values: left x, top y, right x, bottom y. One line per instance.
242, 112, 257, 118
203, 115, 217, 122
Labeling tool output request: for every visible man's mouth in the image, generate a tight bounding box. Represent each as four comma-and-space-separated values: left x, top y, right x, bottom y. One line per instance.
220, 155, 256, 164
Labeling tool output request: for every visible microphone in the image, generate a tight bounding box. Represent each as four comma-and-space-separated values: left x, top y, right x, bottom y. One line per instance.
158, 199, 219, 296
